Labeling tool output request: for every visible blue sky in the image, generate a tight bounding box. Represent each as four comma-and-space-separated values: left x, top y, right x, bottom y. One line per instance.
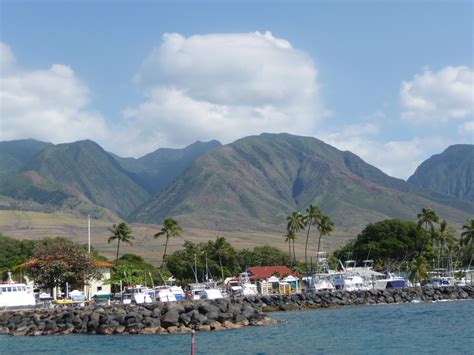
1, 0, 473, 178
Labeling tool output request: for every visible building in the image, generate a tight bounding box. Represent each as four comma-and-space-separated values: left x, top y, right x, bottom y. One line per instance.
246, 265, 296, 282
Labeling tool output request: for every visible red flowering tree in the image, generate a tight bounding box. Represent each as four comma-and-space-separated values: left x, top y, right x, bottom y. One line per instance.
26, 239, 100, 293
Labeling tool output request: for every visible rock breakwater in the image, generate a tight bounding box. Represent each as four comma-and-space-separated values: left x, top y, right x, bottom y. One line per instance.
247, 285, 474, 312
0, 297, 274, 336
0, 286, 472, 336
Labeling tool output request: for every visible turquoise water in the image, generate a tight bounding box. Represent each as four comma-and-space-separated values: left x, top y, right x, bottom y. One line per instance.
1, 300, 473, 354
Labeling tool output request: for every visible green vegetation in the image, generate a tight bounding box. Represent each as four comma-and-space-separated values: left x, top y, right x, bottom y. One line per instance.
25, 238, 101, 293
154, 217, 182, 263
333, 210, 474, 273
286, 211, 305, 265
108, 222, 134, 268
0, 233, 35, 280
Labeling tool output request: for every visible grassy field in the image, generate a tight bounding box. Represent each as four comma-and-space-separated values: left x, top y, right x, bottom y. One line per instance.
0, 210, 357, 265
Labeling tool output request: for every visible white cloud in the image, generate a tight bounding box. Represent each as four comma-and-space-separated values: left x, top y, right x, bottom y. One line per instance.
0, 42, 109, 145
322, 125, 448, 179
400, 66, 474, 123
458, 120, 474, 138
123, 31, 328, 152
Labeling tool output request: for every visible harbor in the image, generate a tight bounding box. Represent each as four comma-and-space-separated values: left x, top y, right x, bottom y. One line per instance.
1, 285, 473, 336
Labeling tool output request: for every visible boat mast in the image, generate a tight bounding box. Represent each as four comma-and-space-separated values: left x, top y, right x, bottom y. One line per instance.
88, 215, 91, 254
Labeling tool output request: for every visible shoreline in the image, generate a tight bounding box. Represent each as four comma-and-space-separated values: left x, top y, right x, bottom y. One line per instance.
1, 286, 472, 336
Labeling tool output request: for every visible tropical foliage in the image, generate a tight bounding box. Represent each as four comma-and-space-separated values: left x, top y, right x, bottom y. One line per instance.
154, 217, 182, 263
25, 238, 100, 292
108, 222, 134, 268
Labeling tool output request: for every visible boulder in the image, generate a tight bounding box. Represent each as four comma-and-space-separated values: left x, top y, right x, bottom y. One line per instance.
161, 310, 180, 328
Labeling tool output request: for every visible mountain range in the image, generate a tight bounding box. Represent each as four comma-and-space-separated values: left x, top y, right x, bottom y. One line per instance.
0, 134, 472, 232
408, 144, 473, 202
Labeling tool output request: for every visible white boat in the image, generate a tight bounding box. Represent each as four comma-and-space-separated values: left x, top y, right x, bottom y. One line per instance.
122, 285, 153, 304
0, 272, 36, 309
189, 283, 224, 300
154, 286, 177, 302
240, 272, 258, 296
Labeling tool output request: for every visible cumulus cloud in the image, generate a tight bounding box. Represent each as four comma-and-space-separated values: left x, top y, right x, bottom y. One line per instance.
0, 42, 109, 145
322, 124, 449, 179
400, 66, 474, 123
458, 121, 474, 138
123, 31, 327, 151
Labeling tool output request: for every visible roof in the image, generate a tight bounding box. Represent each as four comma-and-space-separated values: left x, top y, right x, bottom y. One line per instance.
247, 266, 295, 281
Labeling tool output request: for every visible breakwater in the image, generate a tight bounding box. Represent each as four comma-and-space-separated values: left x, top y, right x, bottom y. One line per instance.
248, 285, 474, 312
0, 298, 274, 336
1, 286, 472, 336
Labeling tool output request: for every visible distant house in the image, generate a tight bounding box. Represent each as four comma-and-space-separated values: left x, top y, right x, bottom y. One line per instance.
246, 266, 295, 282
17, 259, 113, 299
88, 260, 113, 297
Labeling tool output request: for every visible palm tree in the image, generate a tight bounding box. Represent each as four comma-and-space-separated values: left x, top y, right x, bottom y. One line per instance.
436, 220, 455, 269
417, 208, 439, 254
461, 219, 474, 246
284, 232, 295, 267
287, 211, 305, 265
316, 214, 334, 272
461, 219, 474, 269
212, 236, 234, 281
409, 255, 429, 287
303, 205, 321, 275
108, 222, 134, 268
154, 217, 182, 264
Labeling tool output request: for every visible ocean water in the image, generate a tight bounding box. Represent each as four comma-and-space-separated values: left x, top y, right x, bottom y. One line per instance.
1, 300, 472, 354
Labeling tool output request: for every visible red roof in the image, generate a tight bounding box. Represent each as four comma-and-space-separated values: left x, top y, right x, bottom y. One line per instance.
247, 266, 295, 281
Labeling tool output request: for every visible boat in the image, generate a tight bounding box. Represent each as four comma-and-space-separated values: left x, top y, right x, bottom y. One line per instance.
228, 272, 258, 296
189, 283, 224, 300
373, 273, 407, 289
0, 272, 36, 309
121, 285, 153, 304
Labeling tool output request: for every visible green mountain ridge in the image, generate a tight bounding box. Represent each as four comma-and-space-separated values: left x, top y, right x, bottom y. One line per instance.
408, 144, 474, 202
132, 133, 473, 231
112, 140, 221, 194
0, 139, 53, 174
21, 140, 150, 218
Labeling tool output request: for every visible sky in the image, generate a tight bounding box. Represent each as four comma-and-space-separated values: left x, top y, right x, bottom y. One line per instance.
0, 0, 473, 179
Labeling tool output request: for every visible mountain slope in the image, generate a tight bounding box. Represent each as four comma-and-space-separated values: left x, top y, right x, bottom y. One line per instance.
0, 139, 52, 174
113, 140, 221, 194
408, 144, 474, 202
132, 133, 473, 231
22, 140, 150, 217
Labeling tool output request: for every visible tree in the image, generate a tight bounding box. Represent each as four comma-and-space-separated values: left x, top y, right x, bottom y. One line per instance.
286, 211, 305, 264
284, 232, 294, 267
461, 219, 474, 247
436, 220, 456, 269
335, 219, 423, 270
303, 205, 321, 275
154, 217, 182, 264
417, 208, 439, 254
0, 234, 35, 280
409, 255, 429, 287
25, 239, 100, 298
108, 222, 134, 268
207, 236, 240, 281
461, 219, 474, 269
236, 245, 290, 269
316, 214, 334, 271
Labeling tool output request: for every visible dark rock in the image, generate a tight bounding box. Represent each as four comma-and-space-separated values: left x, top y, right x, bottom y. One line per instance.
161, 310, 180, 327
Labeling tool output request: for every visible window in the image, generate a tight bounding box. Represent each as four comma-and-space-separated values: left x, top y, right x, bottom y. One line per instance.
97, 286, 102, 291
